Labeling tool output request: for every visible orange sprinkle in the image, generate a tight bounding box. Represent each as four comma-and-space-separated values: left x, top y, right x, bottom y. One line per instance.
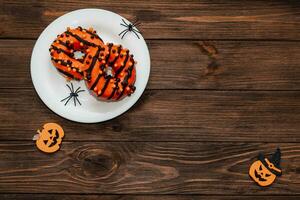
58, 61, 61, 64
88, 27, 93, 32
102, 60, 106, 64
67, 67, 71, 71
80, 42, 83, 46
98, 91, 102, 95
120, 72, 124, 76
94, 87, 97, 91
86, 49, 90, 53
126, 87, 131, 91
114, 64, 118, 67
82, 34, 86, 38
72, 68, 76, 72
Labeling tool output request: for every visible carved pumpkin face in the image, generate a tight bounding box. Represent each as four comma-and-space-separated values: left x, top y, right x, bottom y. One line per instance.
36, 123, 64, 153
249, 160, 276, 186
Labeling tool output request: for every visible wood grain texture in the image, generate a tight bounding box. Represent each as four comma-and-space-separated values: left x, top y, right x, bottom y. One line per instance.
1, 0, 300, 197
1, 40, 300, 90
0, 89, 299, 142
1, 0, 300, 40
0, 0, 300, 40
0, 142, 299, 194
1, 194, 300, 200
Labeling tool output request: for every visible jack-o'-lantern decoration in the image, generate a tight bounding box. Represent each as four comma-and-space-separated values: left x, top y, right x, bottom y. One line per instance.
249, 148, 282, 187
33, 123, 64, 153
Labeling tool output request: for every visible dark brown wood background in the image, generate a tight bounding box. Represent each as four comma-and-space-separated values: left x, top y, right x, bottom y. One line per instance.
0, 0, 299, 199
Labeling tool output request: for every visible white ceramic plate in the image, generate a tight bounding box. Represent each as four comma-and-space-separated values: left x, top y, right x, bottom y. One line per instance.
31, 9, 150, 123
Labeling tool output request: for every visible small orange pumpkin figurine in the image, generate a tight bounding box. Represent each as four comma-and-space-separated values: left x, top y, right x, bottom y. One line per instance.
34, 123, 64, 153
249, 148, 282, 187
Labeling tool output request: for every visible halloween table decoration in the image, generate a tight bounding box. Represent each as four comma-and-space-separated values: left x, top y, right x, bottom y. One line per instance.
249, 148, 282, 187
33, 123, 65, 153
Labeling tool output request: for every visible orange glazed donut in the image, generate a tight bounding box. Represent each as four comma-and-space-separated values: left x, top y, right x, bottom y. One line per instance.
85, 43, 136, 101
49, 26, 136, 101
49, 26, 105, 80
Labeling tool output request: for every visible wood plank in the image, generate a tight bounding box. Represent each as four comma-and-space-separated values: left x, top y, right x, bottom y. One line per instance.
0, 89, 299, 142
0, 142, 299, 194
1, 40, 300, 90
1, 0, 300, 40
1, 194, 300, 200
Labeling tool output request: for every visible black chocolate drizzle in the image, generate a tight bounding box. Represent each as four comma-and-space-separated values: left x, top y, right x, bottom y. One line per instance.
57, 69, 74, 79
65, 31, 97, 47
84, 29, 103, 43
51, 45, 73, 57
114, 53, 129, 76
117, 64, 134, 100
86, 47, 102, 80
98, 76, 111, 97
110, 46, 122, 66
90, 73, 102, 91
108, 78, 120, 100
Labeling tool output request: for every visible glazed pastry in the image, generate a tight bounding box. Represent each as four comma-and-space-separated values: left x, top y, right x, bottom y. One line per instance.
49, 26, 136, 101
49, 26, 105, 80
85, 43, 136, 100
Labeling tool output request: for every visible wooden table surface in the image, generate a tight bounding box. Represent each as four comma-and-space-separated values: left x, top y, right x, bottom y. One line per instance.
0, 0, 300, 199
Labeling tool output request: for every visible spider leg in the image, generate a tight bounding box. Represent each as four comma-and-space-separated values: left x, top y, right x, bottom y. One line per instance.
75, 86, 81, 93
121, 30, 129, 39
132, 30, 140, 39
75, 96, 82, 105
119, 29, 128, 36
132, 18, 139, 25
122, 19, 129, 26
120, 23, 128, 28
71, 82, 74, 93
64, 96, 73, 106
73, 96, 76, 106
132, 22, 141, 27
76, 89, 85, 93
60, 95, 71, 102
133, 28, 141, 34
66, 84, 72, 93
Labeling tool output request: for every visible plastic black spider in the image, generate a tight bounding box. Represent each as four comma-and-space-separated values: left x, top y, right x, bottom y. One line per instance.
119, 18, 141, 39
60, 82, 85, 106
